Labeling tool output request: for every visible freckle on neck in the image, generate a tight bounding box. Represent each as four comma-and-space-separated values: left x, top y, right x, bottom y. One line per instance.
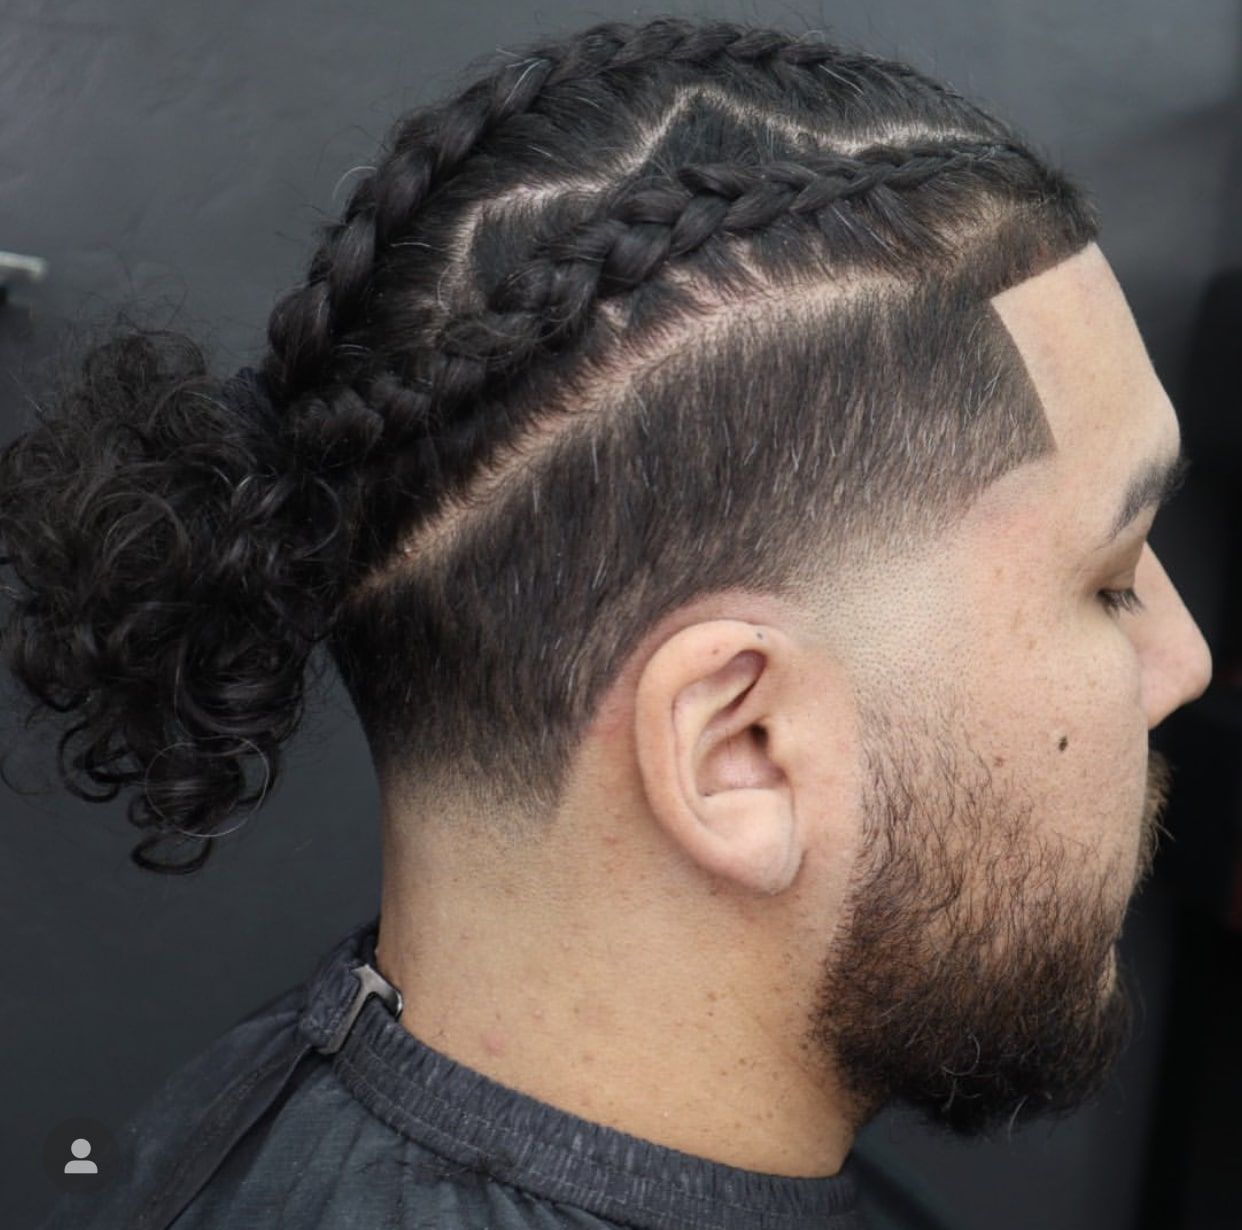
1058, 735, 1069, 752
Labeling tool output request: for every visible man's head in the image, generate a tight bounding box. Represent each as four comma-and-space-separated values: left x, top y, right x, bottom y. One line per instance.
348, 23, 1209, 1161
584, 241, 1211, 1146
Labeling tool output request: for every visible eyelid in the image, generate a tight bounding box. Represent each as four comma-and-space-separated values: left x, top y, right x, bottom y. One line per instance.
1099, 585, 1145, 617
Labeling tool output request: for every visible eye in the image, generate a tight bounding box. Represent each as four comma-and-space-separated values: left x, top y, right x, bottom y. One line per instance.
1098, 586, 1146, 617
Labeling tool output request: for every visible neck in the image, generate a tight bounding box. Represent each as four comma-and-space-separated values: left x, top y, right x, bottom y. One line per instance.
372, 810, 857, 1178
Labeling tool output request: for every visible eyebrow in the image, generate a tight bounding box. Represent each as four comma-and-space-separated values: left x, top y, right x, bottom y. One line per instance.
1099, 442, 1192, 548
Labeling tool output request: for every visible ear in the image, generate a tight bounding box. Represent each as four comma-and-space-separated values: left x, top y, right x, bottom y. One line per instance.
633, 619, 815, 896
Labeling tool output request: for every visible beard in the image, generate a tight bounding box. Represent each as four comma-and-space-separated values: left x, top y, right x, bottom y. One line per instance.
804, 694, 1174, 1139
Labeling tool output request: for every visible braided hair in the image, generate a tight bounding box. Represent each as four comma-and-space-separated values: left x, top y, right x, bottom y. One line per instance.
0, 16, 1098, 874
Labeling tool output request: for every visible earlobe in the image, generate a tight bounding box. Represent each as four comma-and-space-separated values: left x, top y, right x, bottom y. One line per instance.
633, 620, 804, 896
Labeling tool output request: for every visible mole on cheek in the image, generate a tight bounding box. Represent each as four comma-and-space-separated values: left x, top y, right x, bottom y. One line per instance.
1058, 735, 1069, 752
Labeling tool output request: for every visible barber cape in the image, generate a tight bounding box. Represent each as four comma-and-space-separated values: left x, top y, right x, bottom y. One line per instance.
35, 914, 957, 1229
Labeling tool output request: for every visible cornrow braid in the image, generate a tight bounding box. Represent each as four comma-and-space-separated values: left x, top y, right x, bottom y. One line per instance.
262, 16, 1014, 467
0, 15, 1100, 872
371, 140, 1034, 429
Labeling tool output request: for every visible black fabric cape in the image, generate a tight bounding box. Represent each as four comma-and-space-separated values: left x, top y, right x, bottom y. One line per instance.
36, 914, 959, 1229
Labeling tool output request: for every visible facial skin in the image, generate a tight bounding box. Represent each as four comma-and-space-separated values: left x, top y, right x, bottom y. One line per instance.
373, 240, 1212, 1177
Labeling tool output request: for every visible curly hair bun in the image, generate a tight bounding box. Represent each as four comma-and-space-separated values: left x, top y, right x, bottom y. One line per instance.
0, 329, 348, 872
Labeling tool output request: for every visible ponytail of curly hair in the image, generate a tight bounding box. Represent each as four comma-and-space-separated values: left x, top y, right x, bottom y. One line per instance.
0, 16, 1099, 874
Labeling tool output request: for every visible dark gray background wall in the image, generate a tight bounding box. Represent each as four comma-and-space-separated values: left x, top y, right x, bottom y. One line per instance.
2, 2, 1238, 1227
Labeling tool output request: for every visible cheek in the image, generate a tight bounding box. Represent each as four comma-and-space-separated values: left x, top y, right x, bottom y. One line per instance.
1041, 666, 1148, 866
951, 597, 1149, 862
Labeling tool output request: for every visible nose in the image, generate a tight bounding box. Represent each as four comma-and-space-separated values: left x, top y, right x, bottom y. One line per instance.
1134, 546, 1213, 729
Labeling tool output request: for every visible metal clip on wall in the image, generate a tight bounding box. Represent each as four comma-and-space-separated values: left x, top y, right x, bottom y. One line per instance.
0, 250, 48, 310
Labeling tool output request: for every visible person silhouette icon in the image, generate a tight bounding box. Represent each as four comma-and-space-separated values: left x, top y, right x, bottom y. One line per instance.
63, 1138, 98, 1174
41, 1117, 119, 1197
